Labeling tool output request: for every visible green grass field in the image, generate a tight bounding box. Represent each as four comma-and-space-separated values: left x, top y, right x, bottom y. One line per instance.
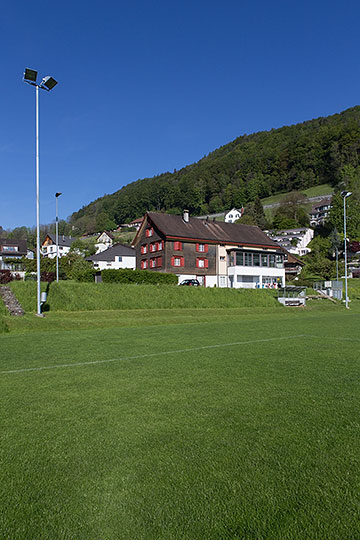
261, 183, 334, 207
1, 299, 360, 539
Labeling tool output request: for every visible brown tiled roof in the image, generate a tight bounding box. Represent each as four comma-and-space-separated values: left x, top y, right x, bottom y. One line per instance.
142, 212, 279, 248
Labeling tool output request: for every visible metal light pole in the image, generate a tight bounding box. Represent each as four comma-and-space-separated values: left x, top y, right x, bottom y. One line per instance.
341, 190, 352, 309
23, 68, 58, 316
55, 192, 62, 282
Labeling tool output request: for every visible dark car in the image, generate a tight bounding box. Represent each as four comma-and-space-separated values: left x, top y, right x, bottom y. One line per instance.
179, 279, 200, 287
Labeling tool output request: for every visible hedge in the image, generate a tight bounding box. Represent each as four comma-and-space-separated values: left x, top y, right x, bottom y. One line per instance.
101, 269, 178, 285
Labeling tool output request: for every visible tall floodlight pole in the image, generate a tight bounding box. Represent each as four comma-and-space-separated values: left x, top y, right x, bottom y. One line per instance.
341, 191, 352, 309
23, 68, 58, 316
55, 192, 62, 282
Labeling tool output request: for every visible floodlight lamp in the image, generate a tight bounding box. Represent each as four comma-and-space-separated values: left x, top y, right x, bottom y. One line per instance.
41, 76, 58, 91
55, 192, 62, 198
24, 68, 38, 83
341, 191, 352, 198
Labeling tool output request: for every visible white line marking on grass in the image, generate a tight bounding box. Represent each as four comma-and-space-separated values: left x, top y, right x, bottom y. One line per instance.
305, 335, 360, 343
0, 334, 306, 375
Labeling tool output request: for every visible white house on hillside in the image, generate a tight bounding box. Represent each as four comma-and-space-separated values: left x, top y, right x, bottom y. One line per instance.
42, 234, 76, 258
86, 243, 136, 271
266, 227, 314, 256
224, 208, 244, 223
95, 231, 114, 254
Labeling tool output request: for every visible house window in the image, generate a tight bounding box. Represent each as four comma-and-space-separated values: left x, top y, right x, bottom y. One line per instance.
157, 241, 163, 251
43, 247, 47, 253
196, 243, 208, 253
220, 256, 225, 261
145, 227, 154, 237
171, 256, 184, 267
219, 276, 226, 287
141, 244, 147, 254
2, 246, 18, 252
244, 252, 252, 266
235, 252, 243, 266
149, 243, 156, 252
141, 260, 148, 269
253, 254, 260, 266
269, 255, 275, 267
117, 256, 123, 262
149, 258, 156, 268
261, 254, 268, 266
276, 255, 284, 268
174, 241, 182, 251
196, 257, 208, 269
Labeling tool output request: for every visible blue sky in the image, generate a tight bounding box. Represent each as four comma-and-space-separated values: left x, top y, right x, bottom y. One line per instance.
1, 0, 360, 229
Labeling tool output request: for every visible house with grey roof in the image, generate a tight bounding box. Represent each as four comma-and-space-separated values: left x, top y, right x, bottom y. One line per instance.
42, 234, 77, 258
86, 243, 136, 271
0, 238, 31, 270
132, 210, 285, 288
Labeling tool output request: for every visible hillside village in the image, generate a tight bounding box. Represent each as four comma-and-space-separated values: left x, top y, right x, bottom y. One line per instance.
1, 107, 360, 290
1, 189, 360, 292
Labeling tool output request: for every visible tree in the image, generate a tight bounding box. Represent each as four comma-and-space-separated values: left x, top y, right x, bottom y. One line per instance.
272, 191, 309, 229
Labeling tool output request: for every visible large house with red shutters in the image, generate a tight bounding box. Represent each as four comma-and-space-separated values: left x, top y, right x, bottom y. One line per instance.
132, 210, 286, 288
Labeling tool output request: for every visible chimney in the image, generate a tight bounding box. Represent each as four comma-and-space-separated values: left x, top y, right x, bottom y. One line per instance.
183, 209, 189, 223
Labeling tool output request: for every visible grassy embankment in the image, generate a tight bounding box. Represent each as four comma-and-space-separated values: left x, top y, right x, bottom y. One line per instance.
8, 280, 280, 312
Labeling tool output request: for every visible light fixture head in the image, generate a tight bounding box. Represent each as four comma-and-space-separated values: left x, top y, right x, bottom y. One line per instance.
55, 192, 62, 198
341, 191, 352, 198
41, 76, 58, 91
23, 68, 38, 84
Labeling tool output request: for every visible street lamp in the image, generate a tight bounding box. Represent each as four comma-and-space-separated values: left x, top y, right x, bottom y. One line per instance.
55, 192, 62, 282
23, 68, 58, 316
341, 190, 352, 309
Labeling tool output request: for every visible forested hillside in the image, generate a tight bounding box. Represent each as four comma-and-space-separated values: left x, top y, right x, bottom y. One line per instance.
69, 106, 360, 234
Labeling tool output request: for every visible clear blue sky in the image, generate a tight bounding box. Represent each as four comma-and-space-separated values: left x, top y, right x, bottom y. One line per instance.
2, 0, 360, 229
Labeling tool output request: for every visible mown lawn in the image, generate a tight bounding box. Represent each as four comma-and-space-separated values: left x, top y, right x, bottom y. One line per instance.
1, 304, 360, 539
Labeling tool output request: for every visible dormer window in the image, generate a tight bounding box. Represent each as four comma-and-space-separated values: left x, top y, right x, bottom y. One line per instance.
145, 227, 154, 238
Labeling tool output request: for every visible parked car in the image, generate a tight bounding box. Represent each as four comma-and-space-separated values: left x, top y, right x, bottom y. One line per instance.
179, 279, 200, 287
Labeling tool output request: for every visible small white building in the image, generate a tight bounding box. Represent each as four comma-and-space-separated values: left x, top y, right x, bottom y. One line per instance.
95, 231, 115, 254
86, 243, 136, 271
224, 208, 244, 223
266, 227, 314, 256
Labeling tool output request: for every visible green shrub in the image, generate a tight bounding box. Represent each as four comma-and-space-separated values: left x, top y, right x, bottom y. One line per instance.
101, 269, 178, 285
73, 268, 97, 282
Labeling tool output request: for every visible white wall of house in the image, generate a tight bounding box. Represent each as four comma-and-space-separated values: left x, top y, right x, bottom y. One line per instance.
42, 245, 71, 258
92, 255, 136, 271
228, 265, 285, 289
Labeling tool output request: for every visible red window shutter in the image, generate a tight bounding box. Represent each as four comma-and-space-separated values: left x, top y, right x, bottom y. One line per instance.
196, 258, 199, 268
196, 243, 199, 252
157, 256, 162, 267
171, 256, 175, 266
204, 259, 209, 268
181, 257, 184, 267
204, 244, 208, 253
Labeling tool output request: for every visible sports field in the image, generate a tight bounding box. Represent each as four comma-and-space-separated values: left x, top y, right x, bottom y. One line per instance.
1, 304, 360, 539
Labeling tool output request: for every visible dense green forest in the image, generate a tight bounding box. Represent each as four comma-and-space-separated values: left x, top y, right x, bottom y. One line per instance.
68, 106, 360, 234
